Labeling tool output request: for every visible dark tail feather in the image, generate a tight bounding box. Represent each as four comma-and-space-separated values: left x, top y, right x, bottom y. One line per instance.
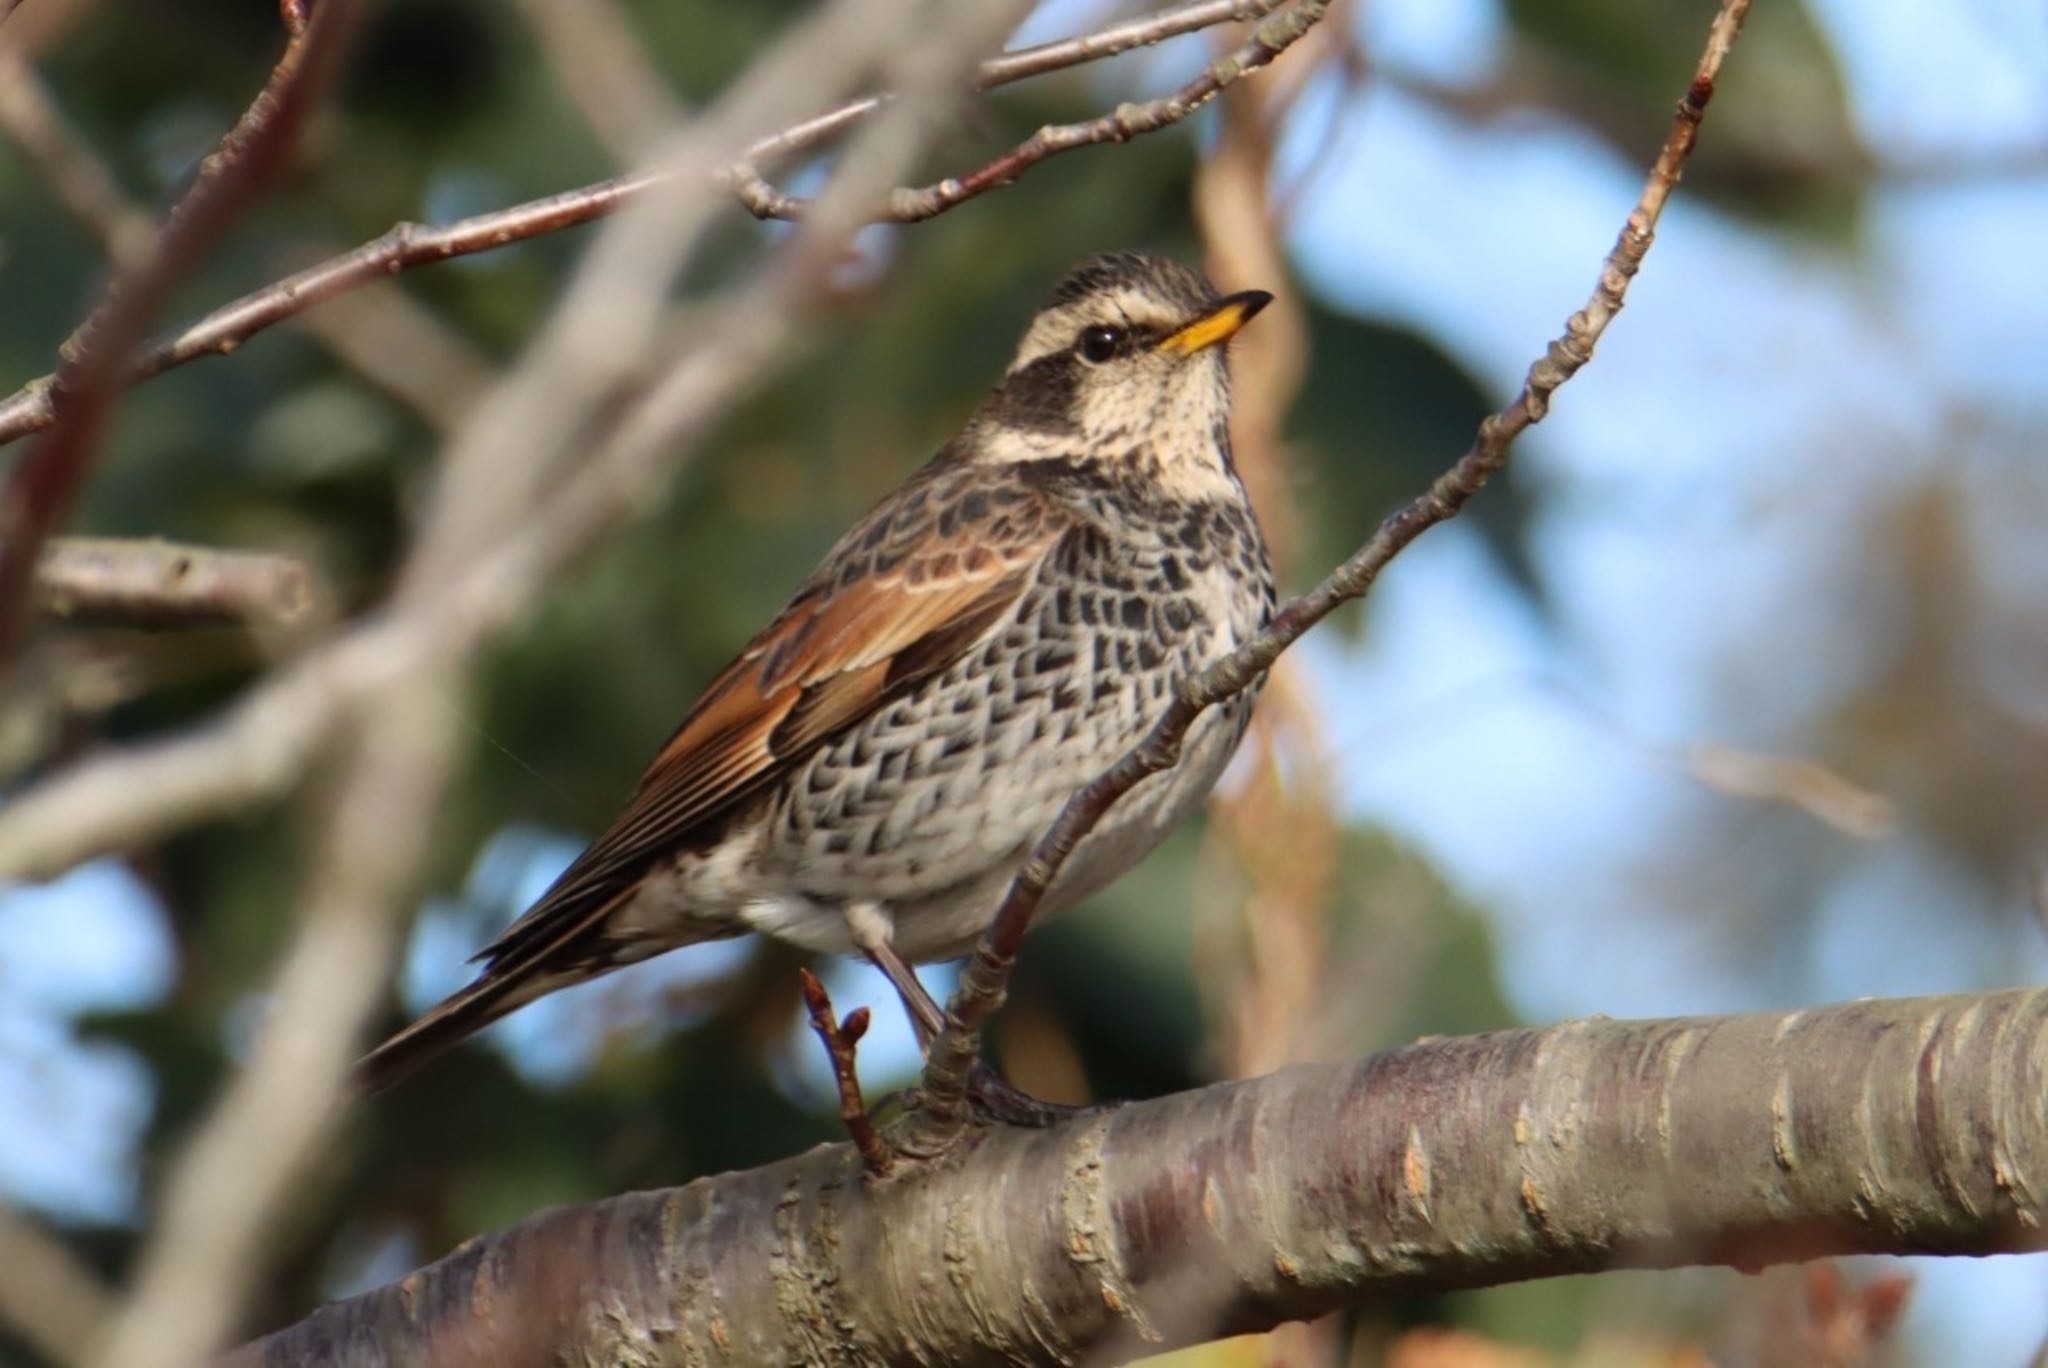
351, 968, 554, 1096
354, 882, 650, 1094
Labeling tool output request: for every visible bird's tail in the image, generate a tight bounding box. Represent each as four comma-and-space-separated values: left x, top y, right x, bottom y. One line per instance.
350, 964, 560, 1096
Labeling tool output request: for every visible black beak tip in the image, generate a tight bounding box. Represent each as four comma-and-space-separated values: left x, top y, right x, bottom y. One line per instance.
1231, 289, 1276, 321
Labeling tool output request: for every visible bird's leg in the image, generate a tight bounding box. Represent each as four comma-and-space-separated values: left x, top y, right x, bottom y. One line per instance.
845, 902, 946, 1044
844, 904, 1100, 1128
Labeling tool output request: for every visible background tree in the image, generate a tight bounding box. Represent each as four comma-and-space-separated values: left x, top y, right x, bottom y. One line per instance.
0, 0, 2043, 1364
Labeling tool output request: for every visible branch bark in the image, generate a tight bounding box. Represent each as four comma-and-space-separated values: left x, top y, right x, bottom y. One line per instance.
230, 989, 2048, 1365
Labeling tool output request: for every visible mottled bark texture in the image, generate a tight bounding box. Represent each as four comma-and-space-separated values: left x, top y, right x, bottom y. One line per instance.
231, 989, 2047, 1365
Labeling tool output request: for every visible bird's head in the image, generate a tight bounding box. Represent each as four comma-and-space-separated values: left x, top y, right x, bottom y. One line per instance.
971, 252, 1273, 489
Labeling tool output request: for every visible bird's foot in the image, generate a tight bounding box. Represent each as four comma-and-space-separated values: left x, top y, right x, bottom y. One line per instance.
967, 1061, 1106, 1128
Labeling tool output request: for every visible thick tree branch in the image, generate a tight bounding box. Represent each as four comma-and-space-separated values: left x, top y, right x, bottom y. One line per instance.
0, 1, 1296, 451
229, 989, 2048, 1365
914, 0, 1753, 1134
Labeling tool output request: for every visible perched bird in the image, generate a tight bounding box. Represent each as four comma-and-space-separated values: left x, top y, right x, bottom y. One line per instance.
356, 251, 1276, 1093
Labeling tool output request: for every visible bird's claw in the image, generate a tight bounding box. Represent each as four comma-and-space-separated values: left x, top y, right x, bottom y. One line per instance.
966, 1061, 1107, 1128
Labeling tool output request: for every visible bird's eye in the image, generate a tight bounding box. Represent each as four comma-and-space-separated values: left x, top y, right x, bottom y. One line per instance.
1078, 325, 1125, 364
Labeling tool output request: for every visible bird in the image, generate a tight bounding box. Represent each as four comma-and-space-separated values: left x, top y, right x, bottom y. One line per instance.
355, 251, 1277, 1094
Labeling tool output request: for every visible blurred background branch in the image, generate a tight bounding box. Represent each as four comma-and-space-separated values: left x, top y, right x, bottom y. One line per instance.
0, 47, 154, 269
34, 537, 324, 631
87, 675, 458, 1368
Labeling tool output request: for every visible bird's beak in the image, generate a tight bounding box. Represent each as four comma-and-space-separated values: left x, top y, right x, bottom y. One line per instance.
1157, 289, 1275, 357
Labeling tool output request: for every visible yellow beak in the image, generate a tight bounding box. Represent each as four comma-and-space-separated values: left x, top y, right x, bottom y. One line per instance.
1157, 289, 1275, 357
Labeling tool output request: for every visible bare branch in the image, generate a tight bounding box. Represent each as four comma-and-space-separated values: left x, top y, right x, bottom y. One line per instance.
0, 41, 488, 434
729, 0, 1326, 222
0, 172, 656, 449
35, 537, 324, 630
915, 0, 1755, 1135
0, 0, 1302, 451
229, 989, 2048, 1365
0, 0, 370, 666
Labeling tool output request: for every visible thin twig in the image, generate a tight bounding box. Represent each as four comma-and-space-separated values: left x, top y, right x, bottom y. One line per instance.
0, 0, 1294, 451
0, 0, 369, 667
34, 536, 324, 629
714, 0, 1289, 192
729, 0, 1326, 221
913, 0, 1756, 1137
799, 968, 892, 1176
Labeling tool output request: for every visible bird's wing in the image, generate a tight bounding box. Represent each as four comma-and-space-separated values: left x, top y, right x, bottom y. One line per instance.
473, 463, 1075, 975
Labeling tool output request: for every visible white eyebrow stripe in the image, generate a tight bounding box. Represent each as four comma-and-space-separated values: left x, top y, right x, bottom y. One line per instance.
1004, 290, 1182, 373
